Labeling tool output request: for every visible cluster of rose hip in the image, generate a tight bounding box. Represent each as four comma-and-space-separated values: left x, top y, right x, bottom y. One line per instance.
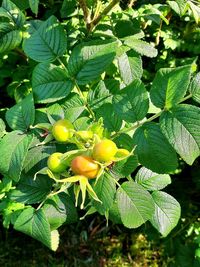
47, 119, 128, 179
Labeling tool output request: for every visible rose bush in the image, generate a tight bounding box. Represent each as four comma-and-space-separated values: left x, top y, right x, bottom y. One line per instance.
0, 0, 200, 254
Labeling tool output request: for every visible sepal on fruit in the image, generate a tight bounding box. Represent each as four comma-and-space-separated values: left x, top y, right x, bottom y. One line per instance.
80, 206, 97, 220
35, 133, 54, 146
34, 167, 48, 180
61, 149, 89, 166
31, 123, 52, 131
88, 118, 104, 138
52, 175, 102, 209
112, 147, 136, 162
75, 130, 94, 140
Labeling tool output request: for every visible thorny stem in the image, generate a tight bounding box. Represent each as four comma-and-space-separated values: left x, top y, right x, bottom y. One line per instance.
88, 0, 120, 32
111, 110, 163, 139
79, 0, 91, 29
92, 0, 102, 22
14, 48, 27, 61
111, 93, 193, 139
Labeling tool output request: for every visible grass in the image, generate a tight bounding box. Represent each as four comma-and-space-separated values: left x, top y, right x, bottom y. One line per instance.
0, 218, 166, 267
0, 207, 199, 267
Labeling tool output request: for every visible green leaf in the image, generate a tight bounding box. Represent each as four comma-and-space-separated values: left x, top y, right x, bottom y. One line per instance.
0, 199, 24, 228
47, 103, 64, 121
133, 122, 178, 173
115, 19, 141, 38
113, 79, 149, 123
135, 167, 171, 191
0, 0, 25, 28
92, 173, 116, 214
150, 65, 192, 109
176, 0, 188, 15
60, 0, 76, 18
167, 0, 188, 16
14, 207, 59, 251
61, 93, 85, 122
160, 104, 200, 165
142, 5, 170, 25
167, 1, 181, 15
11, 0, 29, 10
96, 103, 122, 132
34, 108, 49, 124
0, 23, 22, 53
114, 133, 135, 152
0, 118, 6, 138
108, 200, 122, 224
117, 181, 155, 228
68, 40, 117, 85
23, 16, 67, 62
0, 177, 12, 195
87, 81, 112, 110
117, 52, 143, 85
23, 144, 56, 173
43, 192, 78, 230
0, 131, 33, 181
105, 79, 120, 94
112, 155, 138, 178
124, 38, 158, 58
188, 1, 200, 23
32, 63, 73, 103
150, 191, 181, 236
6, 94, 35, 131
29, 0, 39, 15
9, 174, 52, 204
73, 116, 91, 131
190, 72, 200, 104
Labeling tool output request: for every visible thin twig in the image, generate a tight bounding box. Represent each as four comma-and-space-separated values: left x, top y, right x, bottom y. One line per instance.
14, 48, 27, 61
155, 20, 163, 46
57, 57, 96, 120
111, 110, 163, 139
89, 0, 120, 32
181, 93, 193, 102
74, 80, 96, 121
79, 0, 91, 29
111, 93, 193, 139
57, 57, 68, 72
128, 0, 136, 8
